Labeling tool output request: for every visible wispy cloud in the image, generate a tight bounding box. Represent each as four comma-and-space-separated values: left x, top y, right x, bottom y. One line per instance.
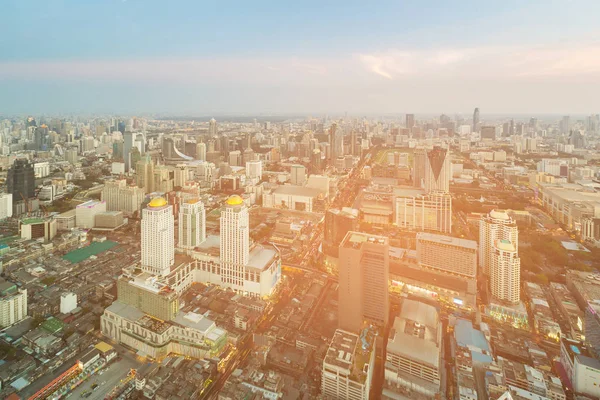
356, 41, 600, 80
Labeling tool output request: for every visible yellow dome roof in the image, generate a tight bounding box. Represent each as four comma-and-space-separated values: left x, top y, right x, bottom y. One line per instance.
148, 197, 168, 208
226, 195, 244, 206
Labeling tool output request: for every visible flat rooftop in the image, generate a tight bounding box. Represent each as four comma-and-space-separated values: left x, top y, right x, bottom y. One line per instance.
387, 299, 440, 369
417, 232, 477, 250
341, 231, 388, 249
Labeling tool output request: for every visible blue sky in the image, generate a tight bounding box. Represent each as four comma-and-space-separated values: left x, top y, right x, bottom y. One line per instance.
1, 0, 600, 115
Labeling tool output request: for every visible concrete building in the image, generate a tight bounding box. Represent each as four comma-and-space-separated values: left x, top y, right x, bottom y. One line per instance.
33, 161, 50, 178
323, 208, 359, 259
417, 232, 477, 278
101, 179, 145, 215
262, 185, 326, 213
0, 193, 13, 220
560, 337, 600, 398
136, 155, 155, 194
338, 232, 389, 333
220, 195, 250, 285
290, 165, 307, 186
20, 217, 57, 241
75, 200, 107, 229
585, 302, 600, 358
60, 292, 77, 314
95, 211, 125, 229
491, 239, 521, 304
384, 299, 441, 399
196, 142, 206, 161
395, 192, 452, 233
7, 158, 35, 199
246, 160, 262, 180
0, 278, 27, 329
413, 148, 427, 188
424, 147, 451, 193
322, 328, 376, 400
479, 210, 518, 275
141, 197, 174, 277
178, 199, 206, 250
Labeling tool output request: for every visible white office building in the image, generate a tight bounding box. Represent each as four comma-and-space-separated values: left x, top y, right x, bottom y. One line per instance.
196, 142, 207, 161
141, 197, 174, 277
178, 199, 206, 250
0, 193, 13, 220
490, 239, 521, 304
322, 328, 376, 400
479, 210, 518, 275
75, 200, 107, 229
220, 195, 249, 286
0, 279, 27, 329
245, 160, 263, 180
290, 164, 307, 185
60, 292, 77, 314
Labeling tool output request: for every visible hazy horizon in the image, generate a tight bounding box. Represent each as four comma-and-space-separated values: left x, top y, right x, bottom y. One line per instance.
2, 0, 600, 114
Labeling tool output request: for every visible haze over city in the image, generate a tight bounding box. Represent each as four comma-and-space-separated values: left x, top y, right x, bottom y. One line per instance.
2, 2, 600, 400
2, 0, 600, 114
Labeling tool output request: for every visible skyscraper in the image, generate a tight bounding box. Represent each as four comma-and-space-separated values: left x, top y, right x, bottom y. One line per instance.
178, 199, 206, 250
338, 232, 389, 333
424, 147, 451, 193
136, 155, 154, 194
328, 123, 338, 162
7, 159, 35, 199
141, 197, 174, 277
481, 126, 495, 140
413, 148, 427, 188
406, 114, 415, 130
196, 142, 207, 161
123, 131, 136, 172
490, 239, 521, 304
473, 107, 480, 132
208, 118, 217, 137
479, 210, 518, 276
220, 195, 250, 287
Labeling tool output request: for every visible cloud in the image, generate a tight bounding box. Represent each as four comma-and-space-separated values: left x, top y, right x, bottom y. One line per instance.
356, 41, 600, 80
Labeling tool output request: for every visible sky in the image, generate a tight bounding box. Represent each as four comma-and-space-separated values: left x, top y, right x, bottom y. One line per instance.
1, 0, 600, 116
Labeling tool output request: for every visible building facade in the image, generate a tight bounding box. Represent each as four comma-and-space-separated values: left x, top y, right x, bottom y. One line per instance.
141, 198, 174, 277
178, 199, 206, 250
479, 210, 518, 276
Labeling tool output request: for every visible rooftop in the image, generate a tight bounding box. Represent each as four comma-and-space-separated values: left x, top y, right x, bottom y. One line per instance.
417, 232, 477, 250
387, 299, 440, 368
148, 197, 168, 208
226, 195, 244, 206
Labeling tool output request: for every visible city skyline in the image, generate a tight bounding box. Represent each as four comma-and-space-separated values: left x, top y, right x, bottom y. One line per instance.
2, 0, 600, 114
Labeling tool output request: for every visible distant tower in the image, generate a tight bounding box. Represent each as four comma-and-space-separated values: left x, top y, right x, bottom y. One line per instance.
473, 108, 480, 132
208, 118, 218, 137
136, 155, 154, 194
406, 114, 415, 130
413, 148, 427, 189
123, 131, 136, 172
220, 195, 250, 287
141, 197, 174, 277
479, 210, 518, 276
328, 123, 338, 162
196, 142, 207, 161
179, 199, 206, 250
424, 147, 451, 193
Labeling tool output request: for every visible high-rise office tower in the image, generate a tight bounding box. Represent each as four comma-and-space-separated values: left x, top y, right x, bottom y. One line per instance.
473, 107, 480, 132
479, 210, 518, 276
406, 114, 415, 130
178, 199, 206, 250
208, 118, 217, 137
424, 147, 451, 193
136, 155, 154, 194
490, 239, 520, 304
481, 126, 495, 140
413, 148, 427, 188
141, 197, 174, 277
560, 116, 570, 135
290, 164, 307, 185
220, 195, 250, 287
34, 125, 49, 151
196, 142, 207, 161
329, 123, 338, 161
123, 131, 136, 172
245, 160, 262, 180
350, 129, 357, 156
338, 232, 389, 333
7, 159, 35, 199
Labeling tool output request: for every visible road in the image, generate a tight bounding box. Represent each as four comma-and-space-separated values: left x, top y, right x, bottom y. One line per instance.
68, 351, 144, 400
